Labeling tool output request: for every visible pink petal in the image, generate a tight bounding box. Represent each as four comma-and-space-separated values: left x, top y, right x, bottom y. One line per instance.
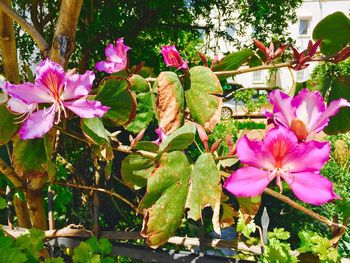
35, 59, 65, 97
224, 166, 271, 197
283, 140, 330, 173
263, 126, 298, 168
236, 135, 274, 170
63, 98, 109, 118
7, 98, 36, 114
289, 172, 339, 205
292, 89, 325, 131
19, 106, 56, 140
61, 70, 95, 100
5, 82, 54, 104
105, 44, 123, 63
95, 61, 116, 74
309, 98, 350, 135
269, 90, 295, 127
161, 45, 188, 70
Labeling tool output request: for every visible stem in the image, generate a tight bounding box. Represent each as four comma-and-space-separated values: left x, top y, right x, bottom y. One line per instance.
56, 182, 137, 211
263, 188, 345, 230
0, 158, 23, 188
0, 0, 49, 53
24, 190, 47, 230
0, 0, 19, 83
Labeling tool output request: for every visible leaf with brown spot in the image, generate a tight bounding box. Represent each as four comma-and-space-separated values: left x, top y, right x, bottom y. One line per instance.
236, 196, 261, 224
139, 151, 191, 248
185, 153, 221, 221
185, 66, 223, 131
155, 72, 184, 135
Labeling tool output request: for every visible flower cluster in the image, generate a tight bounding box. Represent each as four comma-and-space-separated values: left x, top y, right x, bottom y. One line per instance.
224, 89, 350, 205
3, 59, 109, 140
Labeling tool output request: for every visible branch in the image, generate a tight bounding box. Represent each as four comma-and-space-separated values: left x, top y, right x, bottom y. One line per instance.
56, 182, 137, 211
0, 158, 23, 188
0, 0, 49, 53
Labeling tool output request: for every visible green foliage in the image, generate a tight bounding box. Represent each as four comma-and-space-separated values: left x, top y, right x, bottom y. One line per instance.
95, 77, 136, 126
233, 89, 267, 114
0, 105, 18, 145
139, 151, 191, 248
185, 66, 223, 131
159, 123, 196, 152
298, 231, 340, 262
73, 237, 114, 263
212, 49, 254, 72
261, 228, 297, 263
81, 118, 110, 146
313, 12, 350, 56
0, 196, 6, 210
236, 214, 257, 238
185, 153, 221, 221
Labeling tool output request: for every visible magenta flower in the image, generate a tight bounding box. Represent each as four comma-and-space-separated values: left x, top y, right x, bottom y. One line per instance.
5, 59, 109, 140
154, 127, 167, 145
161, 45, 188, 70
95, 38, 131, 73
267, 89, 350, 141
224, 126, 338, 205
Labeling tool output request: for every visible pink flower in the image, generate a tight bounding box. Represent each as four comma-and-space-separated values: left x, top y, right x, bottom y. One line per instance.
224, 126, 338, 205
5, 59, 109, 140
154, 127, 167, 145
95, 38, 131, 73
268, 89, 350, 141
161, 45, 188, 70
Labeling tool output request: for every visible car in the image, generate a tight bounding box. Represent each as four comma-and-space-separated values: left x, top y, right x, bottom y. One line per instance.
221, 85, 274, 119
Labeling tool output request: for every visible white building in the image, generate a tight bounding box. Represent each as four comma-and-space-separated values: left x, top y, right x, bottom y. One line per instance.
203, 0, 350, 93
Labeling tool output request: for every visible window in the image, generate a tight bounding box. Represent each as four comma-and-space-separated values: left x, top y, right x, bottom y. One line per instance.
296, 69, 307, 82
299, 19, 309, 35
253, 70, 262, 82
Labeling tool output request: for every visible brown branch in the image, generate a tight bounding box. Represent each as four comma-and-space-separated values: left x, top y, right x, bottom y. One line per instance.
0, 0, 49, 53
0, 0, 19, 83
0, 158, 23, 188
56, 182, 137, 211
50, 0, 83, 67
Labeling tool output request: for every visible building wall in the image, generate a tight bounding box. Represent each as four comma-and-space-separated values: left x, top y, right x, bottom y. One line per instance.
209, 0, 350, 92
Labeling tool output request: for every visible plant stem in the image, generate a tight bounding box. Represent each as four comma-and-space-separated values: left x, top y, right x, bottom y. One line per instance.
56, 182, 137, 211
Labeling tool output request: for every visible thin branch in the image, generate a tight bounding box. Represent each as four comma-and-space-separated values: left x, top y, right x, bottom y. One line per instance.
263, 188, 346, 230
0, 158, 23, 188
0, 0, 49, 52
56, 182, 137, 211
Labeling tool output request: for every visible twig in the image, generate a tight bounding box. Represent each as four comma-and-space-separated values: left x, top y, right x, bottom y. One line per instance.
0, 0, 49, 52
0, 158, 23, 188
56, 126, 157, 159
263, 188, 346, 230
56, 182, 137, 211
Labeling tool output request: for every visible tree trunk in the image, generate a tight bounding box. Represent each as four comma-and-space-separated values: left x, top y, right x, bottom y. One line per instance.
0, 0, 19, 83
50, 0, 83, 67
13, 195, 32, 228
24, 190, 47, 230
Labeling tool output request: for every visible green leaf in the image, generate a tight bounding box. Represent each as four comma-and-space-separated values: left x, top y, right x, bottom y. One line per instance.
125, 92, 155, 133
139, 151, 191, 248
0, 230, 27, 263
0, 196, 6, 210
323, 76, 350, 134
236, 214, 256, 238
0, 105, 18, 145
212, 49, 254, 72
129, 74, 150, 94
248, 54, 263, 67
81, 118, 110, 145
12, 136, 49, 177
73, 242, 100, 263
185, 153, 221, 221
86, 237, 112, 256
268, 228, 290, 241
159, 123, 196, 152
185, 66, 223, 131
121, 153, 154, 190
95, 76, 137, 126
44, 258, 65, 263
135, 141, 159, 153
16, 228, 45, 258
313, 12, 350, 56
155, 72, 185, 135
